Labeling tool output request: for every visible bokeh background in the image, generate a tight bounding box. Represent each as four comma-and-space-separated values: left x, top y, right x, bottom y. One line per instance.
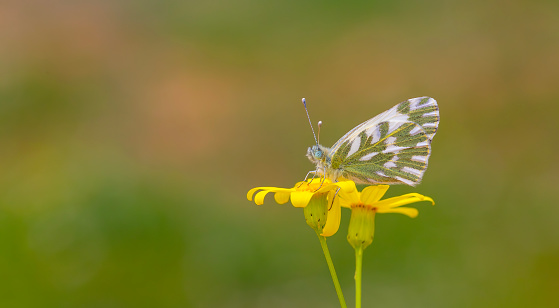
1, 1, 558, 307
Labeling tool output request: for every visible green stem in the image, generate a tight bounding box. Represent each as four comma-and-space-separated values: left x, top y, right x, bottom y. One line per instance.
354, 246, 363, 308
316, 231, 347, 308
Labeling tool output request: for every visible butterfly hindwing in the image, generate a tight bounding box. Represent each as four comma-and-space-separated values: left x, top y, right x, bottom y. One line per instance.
328, 97, 439, 186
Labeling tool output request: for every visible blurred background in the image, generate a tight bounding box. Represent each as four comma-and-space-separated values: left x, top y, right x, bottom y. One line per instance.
1, 0, 558, 307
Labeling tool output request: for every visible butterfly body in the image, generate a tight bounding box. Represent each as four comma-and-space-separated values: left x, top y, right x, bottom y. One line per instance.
306, 97, 439, 186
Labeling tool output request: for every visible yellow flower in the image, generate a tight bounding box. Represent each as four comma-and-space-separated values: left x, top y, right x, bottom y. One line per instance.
247, 179, 357, 235
338, 185, 435, 250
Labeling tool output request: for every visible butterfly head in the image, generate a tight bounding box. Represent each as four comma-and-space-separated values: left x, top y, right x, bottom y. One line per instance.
306, 144, 329, 165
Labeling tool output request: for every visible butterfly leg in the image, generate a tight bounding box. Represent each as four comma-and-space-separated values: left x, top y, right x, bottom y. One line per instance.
328, 187, 341, 210
314, 167, 327, 191
297, 170, 317, 188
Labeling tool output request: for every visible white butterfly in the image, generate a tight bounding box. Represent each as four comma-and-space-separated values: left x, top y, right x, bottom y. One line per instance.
306, 97, 439, 186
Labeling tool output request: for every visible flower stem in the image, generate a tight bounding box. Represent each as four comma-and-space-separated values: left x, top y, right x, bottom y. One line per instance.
354, 246, 363, 308
316, 231, 347, 308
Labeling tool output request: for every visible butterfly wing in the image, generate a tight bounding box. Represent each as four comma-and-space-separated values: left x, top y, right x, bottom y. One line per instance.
329, 97, 439, 186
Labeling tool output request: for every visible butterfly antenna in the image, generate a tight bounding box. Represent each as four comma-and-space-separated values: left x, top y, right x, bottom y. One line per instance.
317, 121, 322, 145
301, 98, 318, 145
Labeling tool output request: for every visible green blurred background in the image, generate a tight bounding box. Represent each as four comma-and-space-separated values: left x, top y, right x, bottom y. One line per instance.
1, 1, 558, 307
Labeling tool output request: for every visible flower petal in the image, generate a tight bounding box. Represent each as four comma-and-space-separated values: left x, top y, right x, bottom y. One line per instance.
274, 192, 290, 204
247, 186, 294, 202
290, 191, 314, 208
247, 187, 279, 201
334, 197, 353, 209
315, 183, 338, 194
361, 185, 389, 204
292, 181, 308, 189
336, 188, 361, 208
254, 190, 270, 205
376, 206, 419, 218
333, 180, 358, 194
247, 187, 260, 201
374, 193, 435, 209
308, 178, 331, 186
321, 196, 341, 237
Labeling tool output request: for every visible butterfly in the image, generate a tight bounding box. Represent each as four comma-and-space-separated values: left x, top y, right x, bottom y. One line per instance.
306, 97, 439, 186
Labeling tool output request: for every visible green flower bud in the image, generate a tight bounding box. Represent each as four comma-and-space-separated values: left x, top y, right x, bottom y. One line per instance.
303, 192, 329, 232
347, 204, 376, 250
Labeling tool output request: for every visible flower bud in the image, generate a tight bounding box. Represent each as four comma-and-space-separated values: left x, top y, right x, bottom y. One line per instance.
347, 204, 376, 250
303, 192, 329, 232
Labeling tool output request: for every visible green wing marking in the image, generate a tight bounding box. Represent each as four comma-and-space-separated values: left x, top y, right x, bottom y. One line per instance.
330, 121, 431, 186
397, 97, 439, 138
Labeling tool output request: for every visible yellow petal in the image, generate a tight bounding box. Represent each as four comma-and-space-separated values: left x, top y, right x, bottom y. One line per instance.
274, 192, 290, 204
334, 194, 353, 209
376, 206, 419, 218
254, 190, 270, 205
247, 187, 278, 201
292, 181, 308, 189
290, 191, 314, 208
333, 180, 358, 194
308, 178, 331, 186
374, 193, 434, 209
316, 183, 338, 193
247, 187, 260, 201
321, 199, 341, 237
361, 185, 389, 204
336, 189, 361, 208
247, 186, 295, 202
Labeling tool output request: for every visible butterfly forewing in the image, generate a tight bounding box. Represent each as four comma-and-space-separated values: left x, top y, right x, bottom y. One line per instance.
328, 97, 439, 186
397, 97, 439, 139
